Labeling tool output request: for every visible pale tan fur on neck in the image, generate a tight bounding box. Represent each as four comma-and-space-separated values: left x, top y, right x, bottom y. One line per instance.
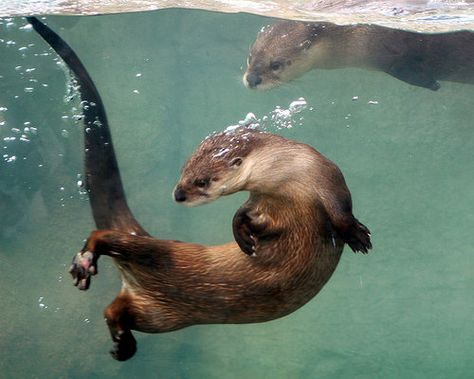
244, 140, 330, 205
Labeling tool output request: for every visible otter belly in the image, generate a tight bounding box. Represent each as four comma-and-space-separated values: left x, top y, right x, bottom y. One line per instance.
120, 243, 344, 333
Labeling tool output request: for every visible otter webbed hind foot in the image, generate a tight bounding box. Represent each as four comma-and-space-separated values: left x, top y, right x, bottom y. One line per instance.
69, 250, 98, 290
110, 329, 137, 361
105, 295, 137, 361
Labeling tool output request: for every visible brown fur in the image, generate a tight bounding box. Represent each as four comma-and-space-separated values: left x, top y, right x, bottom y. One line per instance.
244, 21, 474, 90
74, 128, 371, 360
28, 18, 371, 362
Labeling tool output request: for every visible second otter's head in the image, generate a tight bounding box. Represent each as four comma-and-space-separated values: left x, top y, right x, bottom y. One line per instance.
243, 21, 332, 90
173, 128, 265, 206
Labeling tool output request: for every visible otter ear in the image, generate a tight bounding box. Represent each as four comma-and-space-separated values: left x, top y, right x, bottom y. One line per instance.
301, 39, 312, 50
229, 157, 243, 168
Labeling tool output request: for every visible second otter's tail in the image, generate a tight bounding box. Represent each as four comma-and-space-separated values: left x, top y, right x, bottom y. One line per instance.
26, 17, 148, 236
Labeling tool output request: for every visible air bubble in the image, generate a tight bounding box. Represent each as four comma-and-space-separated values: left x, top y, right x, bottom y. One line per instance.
238, 112, 258, 127
288, 98, 307, 113
213, 148, 230, 158
72, 114, 84, 121
224, 97, 311, 133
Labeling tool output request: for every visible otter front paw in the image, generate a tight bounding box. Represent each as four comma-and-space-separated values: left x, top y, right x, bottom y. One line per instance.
235, 226, 258, 256
69, 250, 98, 290
232, 207, 279, 256
233, 208, 258, 256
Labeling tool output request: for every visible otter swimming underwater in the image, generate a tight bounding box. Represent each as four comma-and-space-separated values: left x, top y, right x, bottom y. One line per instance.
27, 17, 371, 361
244, 21, 474, 91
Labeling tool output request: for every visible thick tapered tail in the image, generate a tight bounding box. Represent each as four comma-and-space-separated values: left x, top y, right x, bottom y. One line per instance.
27, 17, 148, 236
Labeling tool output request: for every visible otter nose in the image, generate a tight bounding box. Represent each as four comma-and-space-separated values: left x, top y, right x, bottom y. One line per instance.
174, 187, 187, 203
246, 73, 262, 88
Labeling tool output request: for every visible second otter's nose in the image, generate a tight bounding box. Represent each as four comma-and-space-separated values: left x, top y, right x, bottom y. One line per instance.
246, 73, 262, 88
174, 188, 187, 202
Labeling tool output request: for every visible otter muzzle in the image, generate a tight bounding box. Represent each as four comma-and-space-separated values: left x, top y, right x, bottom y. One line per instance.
245, 72, 262, 88
174, 187, 187, 203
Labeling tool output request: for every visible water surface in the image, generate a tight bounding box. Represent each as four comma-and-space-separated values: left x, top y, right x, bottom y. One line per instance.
0, 9, 473, 379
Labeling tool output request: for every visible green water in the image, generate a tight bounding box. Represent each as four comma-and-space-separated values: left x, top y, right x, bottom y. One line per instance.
0, 9, 473, 379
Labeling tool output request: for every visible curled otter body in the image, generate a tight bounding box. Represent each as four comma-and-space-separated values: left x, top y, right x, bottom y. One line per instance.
81, 127, 371, 358
244, 21, 474, 90
28, 18, 371, 361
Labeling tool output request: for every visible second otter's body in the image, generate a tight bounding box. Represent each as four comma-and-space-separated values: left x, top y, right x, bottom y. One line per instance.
244, 21, 474, 90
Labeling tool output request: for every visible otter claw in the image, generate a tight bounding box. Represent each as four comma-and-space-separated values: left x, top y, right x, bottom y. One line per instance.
236, 231, 257, 256
69, 250, 98, 291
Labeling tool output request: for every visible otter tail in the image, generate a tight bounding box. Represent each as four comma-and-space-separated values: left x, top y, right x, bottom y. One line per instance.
26, 17, 148, 236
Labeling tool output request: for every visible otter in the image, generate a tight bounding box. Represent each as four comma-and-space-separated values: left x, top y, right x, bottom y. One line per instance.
244, 21, 474, 91
27, 17, 371, 362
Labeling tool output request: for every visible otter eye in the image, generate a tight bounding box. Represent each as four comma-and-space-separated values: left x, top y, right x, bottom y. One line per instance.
270, 60, 283, 71
194, 178, 210, 188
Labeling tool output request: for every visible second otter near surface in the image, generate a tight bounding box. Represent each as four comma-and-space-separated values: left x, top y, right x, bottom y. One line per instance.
244, 21, 474, 91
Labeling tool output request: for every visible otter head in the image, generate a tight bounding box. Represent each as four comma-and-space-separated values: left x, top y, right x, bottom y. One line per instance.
174, 128, 264, 206
243, 21, 331, 90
